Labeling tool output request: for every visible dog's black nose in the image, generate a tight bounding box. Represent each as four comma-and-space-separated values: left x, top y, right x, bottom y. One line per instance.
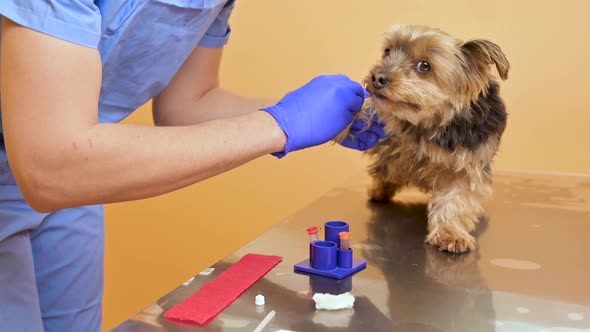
371, 73, 390, 89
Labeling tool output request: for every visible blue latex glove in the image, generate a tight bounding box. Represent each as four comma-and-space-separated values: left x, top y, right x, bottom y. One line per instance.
262, 74, 365, 158
338, 109, 387, 151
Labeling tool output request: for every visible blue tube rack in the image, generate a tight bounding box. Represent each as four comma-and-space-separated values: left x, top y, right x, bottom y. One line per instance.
293, 221, 367, 279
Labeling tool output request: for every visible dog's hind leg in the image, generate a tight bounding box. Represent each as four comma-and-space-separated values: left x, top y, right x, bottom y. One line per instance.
368, 179, 398, 202
366, 149, 401, 202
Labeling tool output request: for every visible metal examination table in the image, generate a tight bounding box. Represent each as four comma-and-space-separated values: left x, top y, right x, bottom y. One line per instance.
111, 170, 590, 331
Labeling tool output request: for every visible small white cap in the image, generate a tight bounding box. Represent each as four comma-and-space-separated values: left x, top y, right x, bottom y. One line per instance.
255, 293, 265, 306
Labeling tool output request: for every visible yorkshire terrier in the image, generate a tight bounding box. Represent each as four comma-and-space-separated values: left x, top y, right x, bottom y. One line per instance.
337, 24, 510, 253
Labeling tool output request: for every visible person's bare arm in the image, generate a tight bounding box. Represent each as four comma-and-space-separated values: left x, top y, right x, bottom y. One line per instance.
152, 45, 276, 126
0, 18, 286, 213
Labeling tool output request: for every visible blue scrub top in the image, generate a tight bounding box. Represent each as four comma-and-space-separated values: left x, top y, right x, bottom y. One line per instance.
0, 0, 235, 241
0, 0, 234, 129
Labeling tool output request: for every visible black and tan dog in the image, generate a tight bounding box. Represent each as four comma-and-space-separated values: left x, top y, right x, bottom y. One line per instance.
337, 24, 510, 253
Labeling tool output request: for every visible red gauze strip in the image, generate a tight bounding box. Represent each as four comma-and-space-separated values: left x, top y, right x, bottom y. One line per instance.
164, 253, 282, 325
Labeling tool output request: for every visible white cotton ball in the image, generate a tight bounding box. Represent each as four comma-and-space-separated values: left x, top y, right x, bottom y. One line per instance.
312, 292, 355, 310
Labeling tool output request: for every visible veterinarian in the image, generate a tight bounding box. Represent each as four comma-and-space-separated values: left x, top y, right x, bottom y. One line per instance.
0, 1, 386, 332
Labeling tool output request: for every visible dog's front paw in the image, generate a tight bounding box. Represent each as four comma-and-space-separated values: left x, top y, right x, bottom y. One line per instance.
333, 129, 351, 144
425, 229, 476, 254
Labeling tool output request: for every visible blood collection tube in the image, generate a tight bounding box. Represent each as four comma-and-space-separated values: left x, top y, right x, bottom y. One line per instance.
339, 232, 351, 250
306, 226, 320, 243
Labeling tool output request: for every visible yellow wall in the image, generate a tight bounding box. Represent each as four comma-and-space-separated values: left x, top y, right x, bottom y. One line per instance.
103, 0, 590, 330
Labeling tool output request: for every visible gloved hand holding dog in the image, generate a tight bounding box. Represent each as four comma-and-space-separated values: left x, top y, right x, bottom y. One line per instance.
261, 74, 386, 158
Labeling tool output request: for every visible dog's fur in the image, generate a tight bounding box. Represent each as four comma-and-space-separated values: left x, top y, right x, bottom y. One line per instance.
336, 24, 510, 253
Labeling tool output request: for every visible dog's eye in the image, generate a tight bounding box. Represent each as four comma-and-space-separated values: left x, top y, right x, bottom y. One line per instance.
384, 48, 391, 58
416, 61, 431, 74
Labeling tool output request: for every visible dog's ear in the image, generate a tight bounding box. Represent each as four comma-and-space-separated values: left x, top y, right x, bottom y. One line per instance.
461, 39, 510, 80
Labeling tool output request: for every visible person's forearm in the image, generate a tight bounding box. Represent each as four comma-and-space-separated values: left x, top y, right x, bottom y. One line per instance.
18, 111, 285, 212
153, 87, 278, 126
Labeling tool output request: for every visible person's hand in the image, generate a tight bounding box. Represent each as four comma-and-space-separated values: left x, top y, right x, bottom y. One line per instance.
337, 109, 387, 151
261, 74, 365, 158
